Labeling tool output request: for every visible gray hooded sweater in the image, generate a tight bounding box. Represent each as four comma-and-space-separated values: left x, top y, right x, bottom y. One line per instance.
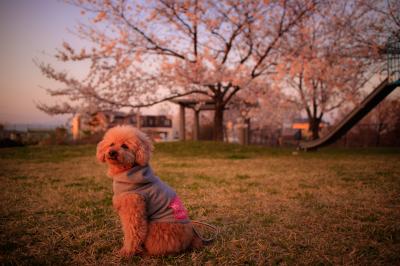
112, 165, 190, 224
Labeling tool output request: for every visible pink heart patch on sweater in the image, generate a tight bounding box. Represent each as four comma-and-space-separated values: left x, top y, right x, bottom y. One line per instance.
169, 196, 189, 220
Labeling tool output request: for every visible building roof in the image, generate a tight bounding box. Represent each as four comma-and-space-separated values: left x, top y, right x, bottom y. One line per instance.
170, 99, 219, 110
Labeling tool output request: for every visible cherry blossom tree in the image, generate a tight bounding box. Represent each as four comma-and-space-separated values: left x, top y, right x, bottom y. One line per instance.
273, 0, 393, 140
226, 80, 297, 130
225, 83, 298, 144
36, 0, 316, 140
358, 0, 400, 41
362, 97, 400, 145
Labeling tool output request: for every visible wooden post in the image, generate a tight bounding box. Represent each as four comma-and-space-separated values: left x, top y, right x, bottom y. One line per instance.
136, 109, 141, 129
179, 104, 186, 141
238, 123, 245, 145
71, 114, 81, 141
238, 118, 250, 145
245, 118, 251, 145
193, 110, 200, 140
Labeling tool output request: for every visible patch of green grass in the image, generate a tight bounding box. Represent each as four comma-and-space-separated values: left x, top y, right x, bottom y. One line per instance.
272, 255, 296, 266
305, 146, 400, 157
194, 174, 215, 182
226, 154, 251, 160
246, 181, 260, 187
235, 174, 251, 180
161, 162, 193, 168
155, 141, 293, 158
356, 245, 380, 260
186, 182, 202, 190
65, 176, 107, 192
298, 181, 319, 189
259, 214, 276, 226
367, 226, 400, 243
9, 175, 30, 180
236, 187, 249, 193
359, 214, 379, 222
158, 171, 187, 186
0, 145, 95, 162
332, 164, 400, 188
294, 191, 328, 211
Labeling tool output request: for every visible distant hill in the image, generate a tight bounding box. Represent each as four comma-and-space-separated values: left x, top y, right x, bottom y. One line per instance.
2, 123, 66, 132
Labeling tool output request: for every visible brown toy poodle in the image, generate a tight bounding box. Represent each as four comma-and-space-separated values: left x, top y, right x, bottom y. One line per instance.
96, 125, 202, 256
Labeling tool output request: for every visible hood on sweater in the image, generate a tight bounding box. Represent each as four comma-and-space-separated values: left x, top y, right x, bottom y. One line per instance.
112, 165, 161, 195
111, 165, 158, 184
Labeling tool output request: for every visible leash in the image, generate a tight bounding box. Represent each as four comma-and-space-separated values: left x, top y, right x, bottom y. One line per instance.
192, 220, 219, 244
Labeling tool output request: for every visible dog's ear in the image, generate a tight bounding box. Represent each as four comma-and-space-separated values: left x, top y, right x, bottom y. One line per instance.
96, 140, 107, 163
132, 131, 154, 166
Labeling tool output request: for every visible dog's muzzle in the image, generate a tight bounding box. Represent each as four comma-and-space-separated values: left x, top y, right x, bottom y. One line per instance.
108, 150, 118, 160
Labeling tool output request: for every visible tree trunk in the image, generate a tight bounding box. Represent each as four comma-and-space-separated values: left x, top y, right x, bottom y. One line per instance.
245, 118, 251, 145
376, 132, 381, 147
309, 117, 321, 140
213, 103, 224, 141
375, 123, 382, 147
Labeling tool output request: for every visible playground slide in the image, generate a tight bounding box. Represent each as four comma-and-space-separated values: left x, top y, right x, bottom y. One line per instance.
299, 78, 400, 150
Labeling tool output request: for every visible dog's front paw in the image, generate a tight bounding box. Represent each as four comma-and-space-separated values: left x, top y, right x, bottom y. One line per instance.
118, 247, 135, 257
118, 246, 144, 257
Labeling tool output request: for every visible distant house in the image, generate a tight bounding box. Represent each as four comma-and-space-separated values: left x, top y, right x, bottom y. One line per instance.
291, 118, 329, 139
25, 128, 54, 143
140, 115, 173, 141
73, 111, 174, 142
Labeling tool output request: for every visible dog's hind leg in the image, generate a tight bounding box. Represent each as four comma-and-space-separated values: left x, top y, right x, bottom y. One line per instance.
144, 222, 193, 255
113, 193, 148, 257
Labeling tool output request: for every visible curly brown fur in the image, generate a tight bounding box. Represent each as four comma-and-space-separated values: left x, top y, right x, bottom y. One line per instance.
113, 193, 148, 256
97, 125, 203, 257
96, 125, 153, 176
144, 223, 194, 255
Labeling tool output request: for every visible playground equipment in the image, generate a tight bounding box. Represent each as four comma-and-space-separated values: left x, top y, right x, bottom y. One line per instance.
299, 34, 400, 151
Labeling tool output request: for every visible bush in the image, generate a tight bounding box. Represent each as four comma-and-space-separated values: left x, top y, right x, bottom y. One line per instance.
0, 138, 24, 148
39, 127, 69, 146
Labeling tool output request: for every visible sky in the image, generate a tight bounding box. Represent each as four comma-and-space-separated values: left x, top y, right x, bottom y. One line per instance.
0, 0, 86, 127
0, 1, 397, 129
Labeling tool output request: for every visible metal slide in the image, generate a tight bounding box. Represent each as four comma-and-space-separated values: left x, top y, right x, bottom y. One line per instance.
299, 78, 400, 151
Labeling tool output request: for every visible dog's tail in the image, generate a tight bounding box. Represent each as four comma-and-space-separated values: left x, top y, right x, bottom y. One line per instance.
191, 220, 218, 247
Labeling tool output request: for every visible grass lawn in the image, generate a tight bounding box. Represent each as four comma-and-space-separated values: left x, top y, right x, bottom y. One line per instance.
0, 142, 399, 265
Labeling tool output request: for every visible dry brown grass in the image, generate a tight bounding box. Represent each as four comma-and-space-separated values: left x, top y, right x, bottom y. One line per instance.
0, 143, 399, 265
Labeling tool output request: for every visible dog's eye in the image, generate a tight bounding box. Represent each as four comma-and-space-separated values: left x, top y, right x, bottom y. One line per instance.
121, 144, 129, 150
109, 143, 115, 147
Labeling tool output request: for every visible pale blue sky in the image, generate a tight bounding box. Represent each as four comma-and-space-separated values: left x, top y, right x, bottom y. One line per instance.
0, 0, 86, 126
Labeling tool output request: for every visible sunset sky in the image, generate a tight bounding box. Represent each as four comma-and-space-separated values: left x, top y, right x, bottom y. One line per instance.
0, 0, 395, 129
0, 0, 85, 126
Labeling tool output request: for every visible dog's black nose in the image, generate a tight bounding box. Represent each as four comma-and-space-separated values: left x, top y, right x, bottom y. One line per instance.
108, 150, 118, 158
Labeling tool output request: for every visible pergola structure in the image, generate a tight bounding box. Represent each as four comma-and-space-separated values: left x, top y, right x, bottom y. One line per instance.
170, 99, 218, 140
